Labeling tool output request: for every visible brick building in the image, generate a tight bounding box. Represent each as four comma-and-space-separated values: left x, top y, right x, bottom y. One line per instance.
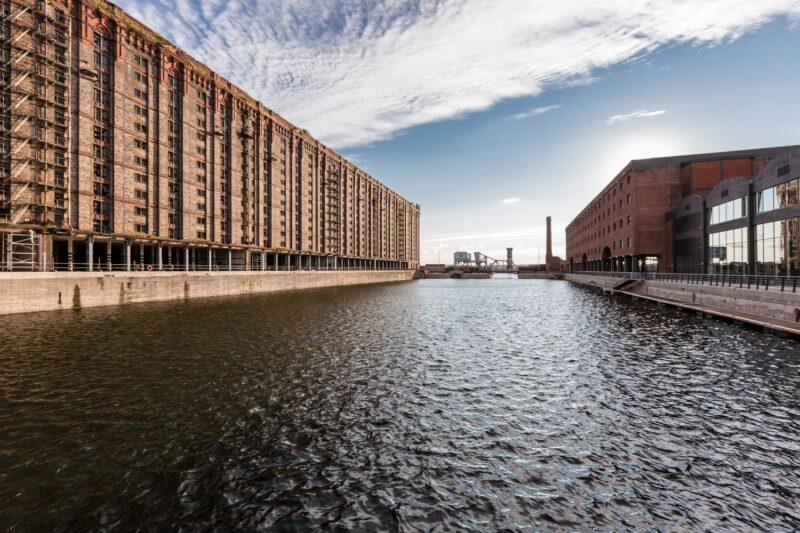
565, 146, 798, 273
0, 0, 420, 272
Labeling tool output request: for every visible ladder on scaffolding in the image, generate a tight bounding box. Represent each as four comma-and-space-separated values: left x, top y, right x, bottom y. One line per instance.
1, 229, 38, 271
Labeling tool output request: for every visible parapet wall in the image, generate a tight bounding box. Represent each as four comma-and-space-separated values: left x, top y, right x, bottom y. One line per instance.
0, 270, 414, 315
566, 274, 800, 323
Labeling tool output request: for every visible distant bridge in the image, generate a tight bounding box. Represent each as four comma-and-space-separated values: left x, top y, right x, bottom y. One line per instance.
454, 250, 516, 273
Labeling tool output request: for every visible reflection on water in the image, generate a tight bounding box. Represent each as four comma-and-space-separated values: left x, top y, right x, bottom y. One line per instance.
1, 278, 798, 530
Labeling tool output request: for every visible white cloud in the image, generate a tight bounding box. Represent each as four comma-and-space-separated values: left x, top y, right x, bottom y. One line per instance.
116, 0, 800, 148
501, 197, 522, 205
508, 105, 562, 121
606, 109, 667, 125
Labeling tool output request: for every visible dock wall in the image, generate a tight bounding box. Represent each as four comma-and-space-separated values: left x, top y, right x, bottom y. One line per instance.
566, 273, 800, 328
0, 270, 414, 315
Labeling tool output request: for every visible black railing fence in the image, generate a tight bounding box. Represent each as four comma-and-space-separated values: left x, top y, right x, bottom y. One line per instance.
571, 271, 800, 293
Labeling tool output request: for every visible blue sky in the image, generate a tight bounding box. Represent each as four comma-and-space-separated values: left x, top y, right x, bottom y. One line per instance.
116, 0, 800, 264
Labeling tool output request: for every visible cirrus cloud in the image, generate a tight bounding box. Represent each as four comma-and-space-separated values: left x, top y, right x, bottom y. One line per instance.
607, 109, 667, 125
501, 197, 522, 205
115, 0, 800, 148
508, 105, 562, 121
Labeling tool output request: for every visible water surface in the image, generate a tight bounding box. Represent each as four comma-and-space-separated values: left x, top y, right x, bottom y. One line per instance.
1, 278, 798, 530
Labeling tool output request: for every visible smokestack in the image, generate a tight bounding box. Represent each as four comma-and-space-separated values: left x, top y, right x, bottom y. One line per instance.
546, 216, 553, 264
507, 247, 513, 268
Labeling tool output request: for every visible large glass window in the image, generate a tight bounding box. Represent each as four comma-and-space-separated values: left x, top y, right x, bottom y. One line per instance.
707, 227, 748, 274
755, 217, 800, 276
708, 196, 747, 225
756, 179, 800, 214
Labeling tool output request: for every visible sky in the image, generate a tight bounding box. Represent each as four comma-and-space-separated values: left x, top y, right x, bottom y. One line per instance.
115, 0, 800, 264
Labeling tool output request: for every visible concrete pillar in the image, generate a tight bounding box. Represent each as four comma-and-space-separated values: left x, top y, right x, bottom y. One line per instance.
106, 241, 112, 271
274, 253, 278, 271
39, 233, 51, 272
158, 243, 163, 271
208, 247, 212, 271
184, 246, 189, 272
228, 248, 232, 271
67, 236, 74, 272
139, 243, 145, 271
261, 252, 266, 271
167, 246, 172, 269
125, 240, 131, 272
87, 235, 94, 272
285, 254, 290, 270
245, 250, 252, 271
316, 255, 320, 270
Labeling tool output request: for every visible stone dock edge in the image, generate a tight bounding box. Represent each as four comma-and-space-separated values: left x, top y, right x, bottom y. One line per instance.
566, 273, 800, 337
0, 270, 415, 315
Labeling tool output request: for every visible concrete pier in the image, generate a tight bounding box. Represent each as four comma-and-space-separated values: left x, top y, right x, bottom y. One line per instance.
567, 273, 800, 336
0, 270, 414, 315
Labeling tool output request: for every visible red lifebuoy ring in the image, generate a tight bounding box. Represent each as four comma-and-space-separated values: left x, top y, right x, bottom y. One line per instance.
146, 264, 153, 271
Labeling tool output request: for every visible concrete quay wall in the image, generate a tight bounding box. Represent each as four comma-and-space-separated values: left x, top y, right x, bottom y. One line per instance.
566, 274, 800, 323
0, 270, 414, 315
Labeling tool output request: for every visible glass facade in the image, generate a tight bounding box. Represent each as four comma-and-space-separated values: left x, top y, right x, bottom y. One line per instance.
755, 178, 800, 214
708, 196, 746, 225
755, 218, 800, 276
708, 228, 748, 274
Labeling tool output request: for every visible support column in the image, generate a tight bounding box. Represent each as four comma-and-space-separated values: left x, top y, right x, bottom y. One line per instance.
39, 233, 51, 272
67, 236, 74, 272
184, 246, 189, 272
245, 250, 252, 271
228, 248, 232, 272
87, 235, 94, 272
261, 252, 266, 272
106, 241, 112, 271
208, 247, 213, 271
158, 243, 163, 271
139, 243, 145, 271
126, 240, 131, 272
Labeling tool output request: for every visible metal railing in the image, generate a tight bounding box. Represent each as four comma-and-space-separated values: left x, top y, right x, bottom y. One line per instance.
571, 271, 800, 293
0, 260, 409, 274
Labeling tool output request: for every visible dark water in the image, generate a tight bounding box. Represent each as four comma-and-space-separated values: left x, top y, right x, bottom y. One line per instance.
1, 278, 799, 531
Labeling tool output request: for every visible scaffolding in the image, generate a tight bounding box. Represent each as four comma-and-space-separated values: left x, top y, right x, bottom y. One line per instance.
0, 0, 70, 227
323, 166, 340, 255
0, 228, 38, 270
398, 204, 406, 263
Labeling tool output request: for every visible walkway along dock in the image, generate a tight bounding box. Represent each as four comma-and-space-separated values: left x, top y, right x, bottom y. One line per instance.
567, 272, 800, 337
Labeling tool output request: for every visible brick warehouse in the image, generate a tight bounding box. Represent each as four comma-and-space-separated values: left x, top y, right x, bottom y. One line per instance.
0, 0, 420, 272
565, 146, 799, 273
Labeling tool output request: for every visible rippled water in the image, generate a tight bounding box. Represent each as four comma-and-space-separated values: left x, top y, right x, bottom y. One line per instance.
1, 277, 799, 531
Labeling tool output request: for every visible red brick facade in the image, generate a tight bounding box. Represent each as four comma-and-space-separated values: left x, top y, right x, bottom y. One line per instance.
566, 147, 795, 273
1, 0, 420, 270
